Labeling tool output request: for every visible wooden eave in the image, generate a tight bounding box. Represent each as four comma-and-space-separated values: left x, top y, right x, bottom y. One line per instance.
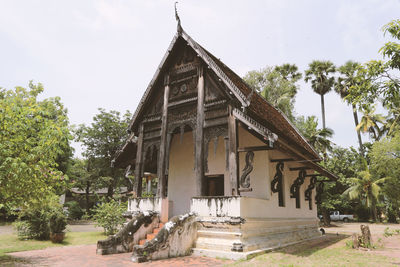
116, 26, 337, 180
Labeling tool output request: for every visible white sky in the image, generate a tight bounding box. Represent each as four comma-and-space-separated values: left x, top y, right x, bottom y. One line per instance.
1, 0, 399, 156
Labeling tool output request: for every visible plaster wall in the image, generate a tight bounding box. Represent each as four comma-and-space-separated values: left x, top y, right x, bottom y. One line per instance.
128, 197, 161, 213
168, 131, 196, 217
205, 135, 229, 194
238, 126, 270, 199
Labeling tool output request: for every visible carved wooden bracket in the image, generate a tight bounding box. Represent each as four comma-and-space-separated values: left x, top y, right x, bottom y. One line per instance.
240, 151, 254, 189
290, 169, 306, 209
315, 182, 324, 205
305, 175, 317, 210
271, 161, 284, 207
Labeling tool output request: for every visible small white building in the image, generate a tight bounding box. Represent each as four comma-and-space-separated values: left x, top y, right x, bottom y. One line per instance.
109, 22, 337, 260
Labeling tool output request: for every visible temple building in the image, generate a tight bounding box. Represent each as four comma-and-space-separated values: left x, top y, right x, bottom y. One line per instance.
100, 21, 337, 262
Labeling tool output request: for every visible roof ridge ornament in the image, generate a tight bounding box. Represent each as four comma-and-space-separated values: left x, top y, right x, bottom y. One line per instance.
175, 2, 182, 34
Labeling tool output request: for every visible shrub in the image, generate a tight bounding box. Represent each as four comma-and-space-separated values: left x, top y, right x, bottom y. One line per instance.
49, 209, 67, 233
15, 196, 66, 240
14, 220, 31, 240
91, 199, 126, 235
23, 208, 51, 240
64, 201, 84, 220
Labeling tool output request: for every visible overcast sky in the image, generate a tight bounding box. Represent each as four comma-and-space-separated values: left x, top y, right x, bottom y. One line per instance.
1, 0, 399, 157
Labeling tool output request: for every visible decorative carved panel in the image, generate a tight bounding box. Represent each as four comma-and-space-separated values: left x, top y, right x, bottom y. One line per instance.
271, 162, 284, 207
290, 169, 306, 209
240, 151, 254, 189
305, 176, 317, 210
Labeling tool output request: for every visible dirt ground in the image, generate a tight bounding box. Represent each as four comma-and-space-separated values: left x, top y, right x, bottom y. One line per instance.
324, 221, 400, 235
4, 222, 400, 266
325, 222, 400, 261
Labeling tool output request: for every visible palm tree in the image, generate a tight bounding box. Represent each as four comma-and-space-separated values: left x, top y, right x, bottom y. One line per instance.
274, 63, 302, 83
356, 105, 386, 141
296, 115, 334, 158
335, 61, 364, 155
305, 60, 336, 129
344, 162, 386, 221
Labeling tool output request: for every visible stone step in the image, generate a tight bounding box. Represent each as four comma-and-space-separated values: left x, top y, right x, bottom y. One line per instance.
139, 239, 146, 245
153, 228, 160, 234
195, 236, 240, 252
197, 229, 242, 239
146, 233, 156, 240
192, 248, 266, 261
158, 223, 164, 228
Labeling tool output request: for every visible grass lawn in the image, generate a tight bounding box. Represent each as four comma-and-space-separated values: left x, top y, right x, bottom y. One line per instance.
225, 234, 397, 267
0, 231, 106, 265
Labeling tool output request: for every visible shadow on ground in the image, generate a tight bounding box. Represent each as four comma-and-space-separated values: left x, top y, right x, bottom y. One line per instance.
274, 234, 349, 257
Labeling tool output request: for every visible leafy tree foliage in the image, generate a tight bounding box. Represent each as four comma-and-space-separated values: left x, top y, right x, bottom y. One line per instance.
92, 199, 126, 235
343, 161, 386, 221
0, 82, 71, 210
75, 109, 132, 198
335, 61, 364, 154
243, 64, 301, 121
67, 158, 101, 211
370, 133, 400, 222
304, 60, 336, 129
295, 115, 334, 157
356, 105, 386, 141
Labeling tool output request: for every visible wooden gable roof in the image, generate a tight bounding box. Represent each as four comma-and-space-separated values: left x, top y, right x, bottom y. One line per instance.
113, 27, 338, 180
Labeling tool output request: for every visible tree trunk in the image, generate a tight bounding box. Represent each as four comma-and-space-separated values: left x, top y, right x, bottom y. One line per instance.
85, 181, 90, 211
321, 208, 331, 226
352, 104, 364, 155
320, 94, 326, 129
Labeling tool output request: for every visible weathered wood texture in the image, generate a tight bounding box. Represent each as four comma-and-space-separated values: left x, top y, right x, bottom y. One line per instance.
134, 123, 144, 197
228, 106, 239, 196
195, 66, 205, 196
157, 75, 170, 198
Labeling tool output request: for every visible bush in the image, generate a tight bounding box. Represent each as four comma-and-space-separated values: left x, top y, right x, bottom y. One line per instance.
64, 201, 84, 220
23, 208, 51, 240
14, 220, 31, 240
15, 196, 66, 240
91, 199, 126, 235
49, 209, 67, 233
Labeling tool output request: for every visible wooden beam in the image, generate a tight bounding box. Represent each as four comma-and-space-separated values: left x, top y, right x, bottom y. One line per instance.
133, 123, 144, 197
289, 167, 312, 171
157, 75, 170, 198
228, 105, 239, 196
238, 146, 273, 152
195, 66, 205, 196
270, 158, 295, 163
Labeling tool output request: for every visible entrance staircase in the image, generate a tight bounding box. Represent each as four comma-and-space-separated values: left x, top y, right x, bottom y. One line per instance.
138, 222, 164, 245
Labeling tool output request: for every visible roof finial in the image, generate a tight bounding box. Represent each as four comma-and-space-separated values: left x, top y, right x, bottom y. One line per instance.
175, 2, 182, 34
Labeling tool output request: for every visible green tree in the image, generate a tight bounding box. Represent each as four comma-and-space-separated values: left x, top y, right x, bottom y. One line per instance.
0, 82, 71, 210
67, 158, 100, 211
244, 65, 301, 121
75, 109, 132, 199
343, 161, 386, 221
370, 133, 400, 222
304, 60, 336, 129
274, 63, 303, 83
295, 115, 334, 157
346, 20, 399, 132
356, 104, 386, 141
335, 61, 365, 155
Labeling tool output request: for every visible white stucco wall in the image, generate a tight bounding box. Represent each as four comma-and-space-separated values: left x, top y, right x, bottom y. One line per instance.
238, 126, 270, 199
168, 131, 196, 217
167, 124, 317, 219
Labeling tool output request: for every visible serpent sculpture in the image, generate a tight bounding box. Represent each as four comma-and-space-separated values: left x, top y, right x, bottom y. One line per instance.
240, 151, 254, 188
